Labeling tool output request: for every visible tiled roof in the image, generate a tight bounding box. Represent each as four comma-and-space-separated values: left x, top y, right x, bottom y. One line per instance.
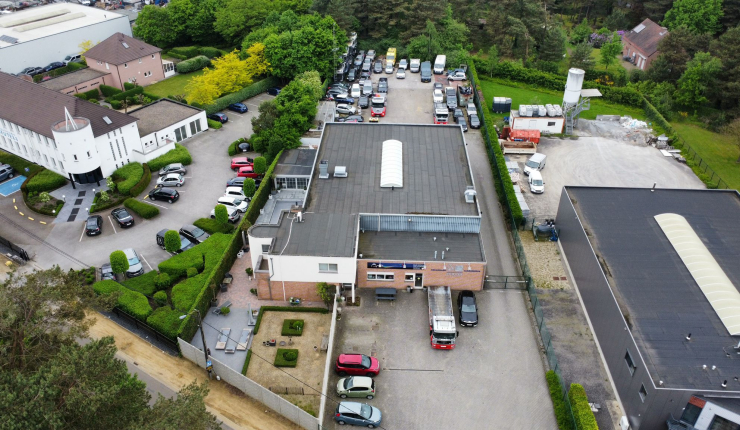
622, 19, 668, 57
0, 72, 138, 139
40, 68, 109, 92
84, 32, 160, 65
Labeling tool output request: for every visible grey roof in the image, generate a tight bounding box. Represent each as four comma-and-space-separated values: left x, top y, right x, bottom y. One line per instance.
567, 187, 740, 391
0, 72, 137, 138
308, 123, 476, 216
84, 32, 160, 65
696, 397, 740, 415
127, 99, 203, 137
358, 231, 483, 262
250, 212, 356, 257
40, 68, 109, 92
274, 148, 317, 177
623, 18, 668, 57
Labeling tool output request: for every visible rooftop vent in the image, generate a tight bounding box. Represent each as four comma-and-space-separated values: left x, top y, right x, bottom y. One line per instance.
464, 186, 477, 203
380, 140, 403, 188
318, 160, 329, 179
334, 166, 347, 178
102, 116, 112, 125
122, 42, 130, 49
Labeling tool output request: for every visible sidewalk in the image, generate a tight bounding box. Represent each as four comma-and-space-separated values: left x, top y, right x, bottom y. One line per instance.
88, 312, 299, 430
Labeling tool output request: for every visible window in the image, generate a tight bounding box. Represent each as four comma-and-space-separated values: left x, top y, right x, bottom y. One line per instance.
195, 119, 201, 132
87, 151, 91, 158
51, 139, 56, 149
548, 121, 556, 126
405, 274, 414, 282
51, 158, 56, 167
296, 178, 308, 189
261, 244, 270, 253
174, 125, 187, 142
638, 384, 647, 402
151, 54, 155, 59
190, 121, 197, 135
124, 63, 128, 68
368, 272, 394, 281
680, 403, 702, 426
625, 350, 637, 375
319, 263, 338, 273
59, 161, 64, 171
73, 154, 78, 161
105, 63, 109, 70
116, 139, 122, 158
708, 415, 739, 430
43, 154, 48, 163
121, 137, 127, 155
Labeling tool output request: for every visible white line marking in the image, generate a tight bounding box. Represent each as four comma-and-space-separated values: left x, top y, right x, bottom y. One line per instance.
79, 223, 86, 242
140, 253, 152, 271
108, 216, 118, 234
143, 199, 168, 209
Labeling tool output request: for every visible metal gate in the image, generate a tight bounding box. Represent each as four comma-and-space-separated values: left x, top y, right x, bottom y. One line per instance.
0, 234, 30, 262
484, 275, 528, 289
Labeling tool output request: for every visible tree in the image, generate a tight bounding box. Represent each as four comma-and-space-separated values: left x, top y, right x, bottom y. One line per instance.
209, 51, 252, 95
486, 45, 500, 77
214, 204, 228, 225
214, 0, 310, 44
271, 79, 318, 149
242, 178, 256, 198
138, 381, 221, 430
250, 100, 279, 153
438, 4, 470, 52
133, 6, 175, 48
605, 9, 630, 31
110, 250, 129, 277
243, 42, 272, 78
600, 35, 623, 70
710, 25, 740, 110
263, 16, 339, 79
674, 52, 722, 108
538, 26, 566, 63
648, 26, 711, 83
294, 70, 323, 101
315, 282, 334, 307
253, 157, 267, 175
266, 134, 284, 164
164, 230, 181, 254
187, 0, 227, 45
185, 70, 219, 105
570, 18, 591, 44
721, 117, 740, 163
166, 0, 197, 45
569, 43, 594, 70
663, 0, 724, 35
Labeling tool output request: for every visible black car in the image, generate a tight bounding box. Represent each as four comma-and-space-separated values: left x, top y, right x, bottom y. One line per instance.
208, 113, 228, 123
100, 263, 115, 281
148, 187, 179, 203
457, 290, 478, 327
44, 62, 65, 72
373, 61, 383, 73
226, 177, 262, 188
156, 229, 195, 253
179, 224, 211, 244
85, 215, 103, 236
468, 113, 481, 129
334, 96, 355, 105
360, 70, 371, 79
237, 141, 251, 153
267, 87, 281, 95
359, 96, 369, 109
453, 108, 464, 123
458, 117, 468, 132
338, 114, 364, 123
20, 66, 43, 76
111, 207, 135, 228
228, 102, 248, 113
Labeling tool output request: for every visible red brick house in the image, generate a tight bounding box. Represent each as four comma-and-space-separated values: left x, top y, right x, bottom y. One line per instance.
622, 18, 669, 71
84, 33, 165, 90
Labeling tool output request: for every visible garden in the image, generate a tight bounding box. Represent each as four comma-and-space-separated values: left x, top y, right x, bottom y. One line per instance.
0, 151, 68, 217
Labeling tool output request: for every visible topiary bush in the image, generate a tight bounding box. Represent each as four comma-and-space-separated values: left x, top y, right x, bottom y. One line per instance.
207, 119, 222, 129
146, 143, 192, 171
112, 163, 144, 196
568, 384, 598, 430
155, 272, 171, 291
110, 100, 123, 110
274, 348, 299, 367
146, 306, 182, 341
26, 170, 67, 193
214, 204, 228, 225
122, 270, 158, 296
109, 250, 129, 275
154, 290, 168, 307
228, 137, 248, 156
281, 319, 305, 336
186, 267, 198, 278
93, 280, 153, 321
123, 198, 159, 219
176, 55, 211, 74
164, 230, 181, 254
193, 217, 235, 234
99, 85, 122, 98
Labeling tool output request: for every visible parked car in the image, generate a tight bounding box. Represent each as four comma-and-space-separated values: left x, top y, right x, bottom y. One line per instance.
226, 177, 261, 188
353, 54, 364, 67
148, 187, 179, 203
223, 186, 246, 199
350, 83, 361, 98
0, 164, 14, 181
447, 70, 467, 81
347, 68, 357, 82
373, 61, 383, 73
377, 78, 388, 93
158, 163, 186, 176
336, 104, 357, 115
329, 83, 350, 91
433, 82, 443, 91
179, 224, 210, 244
122, 248, 144, 277
452, 108, 464, 123
433, 89, 444, 104
44, 62, 65, 72
267, 87, 282, 95
337, 115, 364, 123
366, 50, 376, 60
237, 165, 261, 178
19, 67, 43, 76
235, 141, 250, 153
458, 117, 468, 132
385, 61, 393, 74
208, 113, 228, 123
334, 402, 382, 428
156, 173, 185, 187
457, 290, 478, 327
63, 54, 82, 65
396, 68, 406, 79
358, 96, 370, 109
231, 157, 254, 171
528, 170, 545, 194
156, 229, 195, 253
335, 354, 380, 376
100, 263, 115, 281
398, 58, 408, 70
334, 96, 355, 105
111, 207, 134, 228
468, 113, 481, 129
210, 205, 241, 223
337, 376, 376, 399
85, 215, 103, 236
361, 60, 371, 72
217, 195, 248, 213
228, 102, 248, 113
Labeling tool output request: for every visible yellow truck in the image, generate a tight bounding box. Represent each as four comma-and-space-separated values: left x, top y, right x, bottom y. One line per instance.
386, 48, 397, 66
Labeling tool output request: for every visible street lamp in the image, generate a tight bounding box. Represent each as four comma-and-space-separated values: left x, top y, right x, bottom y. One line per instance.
180, 309, 211, 379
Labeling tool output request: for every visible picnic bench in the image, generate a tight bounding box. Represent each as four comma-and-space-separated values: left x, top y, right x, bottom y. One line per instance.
375, 288, 397, 301
215, 328, 231, 350
236, 328, 253, 351
213, 301, 232, 315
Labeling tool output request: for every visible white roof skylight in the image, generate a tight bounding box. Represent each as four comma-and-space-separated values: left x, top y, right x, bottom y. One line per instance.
380, 139, 403, 188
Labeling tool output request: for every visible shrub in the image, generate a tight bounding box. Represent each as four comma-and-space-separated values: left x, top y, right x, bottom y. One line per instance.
204, 76, 279, 115
207, 119, 222, 129
193, 217, 235, 234
569, 384, 598, 430
176, 55, 211, 74
241, 350, 253, 375
38, 192, 50, 203
107, 86, 144, 102
253, 157, 267, 175
253, 306, 329, 334
98, 191, 110, 203
153, 291, 168, 306
171, 272, 208, 311
546, 371, 573, 430
112, 163, 144, 195
214, 204, 228, 225
165, 51, 188, 61
199, 47, 222, 59
165, 230, 181, 253
82, 88, 100, 100
274, 348, 299, 367
243, 178, 256, 199
0, 150, 43, 175
146, 306, 182, 340
109, 250, 129, 274
281, 319, 305, 336
170, 46, 200, 58
146, 143, 192, 171
155, 273, 171, 290
122, 270, 158, 296
110, 100, 123, 110
228, 137, 248, 156
93, 280, 152, 322
123, 82, 136, 91
221, 306, 230, 315
186, 267, 198, 278
123, 198, 160, 219
26, 170, 66, 193
99, 85, 122, 98
128, 163, 151, 197
74, 93, 88, 100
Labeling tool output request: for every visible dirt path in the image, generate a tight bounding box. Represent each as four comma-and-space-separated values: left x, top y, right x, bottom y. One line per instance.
88, 312, 299, 430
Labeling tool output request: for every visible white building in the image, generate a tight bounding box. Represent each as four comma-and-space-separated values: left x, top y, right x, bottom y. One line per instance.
0, 3, 132, 75
127, 99, 207, 157
509, 111, 565, 134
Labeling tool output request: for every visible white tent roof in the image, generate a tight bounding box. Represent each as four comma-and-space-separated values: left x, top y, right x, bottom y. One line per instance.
380, 139, 403, 188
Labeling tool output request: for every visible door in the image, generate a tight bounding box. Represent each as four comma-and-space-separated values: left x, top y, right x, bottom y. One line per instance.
414, 273, 423, 288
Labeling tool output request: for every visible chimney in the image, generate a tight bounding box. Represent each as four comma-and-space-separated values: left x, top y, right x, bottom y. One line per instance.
319, 160, 329, 179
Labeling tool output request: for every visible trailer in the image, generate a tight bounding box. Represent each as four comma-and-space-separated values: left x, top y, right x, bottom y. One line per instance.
428, 286, 457, 350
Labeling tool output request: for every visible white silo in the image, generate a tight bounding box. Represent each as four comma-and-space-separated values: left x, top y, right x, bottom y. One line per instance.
563, 68, 585, 108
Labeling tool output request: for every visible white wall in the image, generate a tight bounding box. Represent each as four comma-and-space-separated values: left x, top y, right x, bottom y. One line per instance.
511, 116, 565, 134
248, 235, 273, 271
695, 401, 740, 430
137, 110, 207, 155
269, 255, 356, 284
0, 118, 68, 176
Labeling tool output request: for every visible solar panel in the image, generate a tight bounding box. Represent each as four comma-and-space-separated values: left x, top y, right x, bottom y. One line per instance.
0, 35, 18, 44
102, 116, 112, 125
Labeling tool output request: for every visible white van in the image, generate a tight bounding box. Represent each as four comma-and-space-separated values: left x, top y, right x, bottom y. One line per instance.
528, 171, 545, 194
434, 55, 446, 74
523, 153, 547, 175
63, 54, 82, 65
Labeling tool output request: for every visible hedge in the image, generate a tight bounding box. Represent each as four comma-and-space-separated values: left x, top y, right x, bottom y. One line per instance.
122, 270, 158, 296
546, 371, 574, 430
274, 348, 299, 367
243, 150, 282, 225
204, 76, 279, 115
241, 349, 253, 375
170, 46, 200, 59
172, 272, 209, 311
320, 78, 331, 98
568, 384, 598, 430
176, 55, 211, 74
228, 137, 248, 156
0, 150, 43, 175
123, 82, 135, 91
165, 51, 188, 61
253, 306, 330, 335
154, 290, 168, 307
107, 85, 144, 102
123, 198, 160, 219
26, 169, 66, 193
110, 100, 123, 110
146, 307, 183, 341
93, 280, 153, 322
128, 163, 151, 197
146, 143, 192, 171
199, 47, 222, 59
90, 191, 127, 213
111, 163, 144, 195
281, 319, 305, 336
207, 119, 222, 129
193, 217, 236, 234
100, 85, 122, 98
81, 88, 100, 100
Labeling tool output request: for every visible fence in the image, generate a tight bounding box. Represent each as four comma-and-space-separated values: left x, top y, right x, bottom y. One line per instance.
681, 142, 732, 190
111, 307, 179, 353
0, 234, 30, 262
179, 338, 319, 430
485, 275, 528, 289
317, 293, 341, 425
468, 64, 578, 429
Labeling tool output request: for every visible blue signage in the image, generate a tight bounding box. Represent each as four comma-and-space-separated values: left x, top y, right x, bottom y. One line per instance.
367, 262, 425, 270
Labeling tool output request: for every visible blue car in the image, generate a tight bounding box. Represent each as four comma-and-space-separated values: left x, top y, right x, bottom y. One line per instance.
334, 402, 382, 427
208, 113, 228, 123
228, 102, 248, 113
267, 87, 282, 95
334, 96, 355, 105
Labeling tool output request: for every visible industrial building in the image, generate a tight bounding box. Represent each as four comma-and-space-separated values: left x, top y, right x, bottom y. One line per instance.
555, 187, 740, 430
0, 3, 132, 75
248, 123, 486, 302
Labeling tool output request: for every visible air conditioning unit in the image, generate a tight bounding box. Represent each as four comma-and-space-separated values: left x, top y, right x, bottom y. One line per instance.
334, 166, 347, 178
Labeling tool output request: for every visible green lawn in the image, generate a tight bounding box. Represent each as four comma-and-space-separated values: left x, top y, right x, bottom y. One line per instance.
145, 69, 206, 98
672, 122, 740, 190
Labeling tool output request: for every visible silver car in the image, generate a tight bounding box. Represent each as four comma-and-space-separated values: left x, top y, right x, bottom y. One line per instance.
0, 164, 14, 181
156, 173, 184, 187
158, 163, 187, 176
217, 196, 248, 213
122, 248, 144, 278
336, 104, 357, 115
210, 205, 241, 223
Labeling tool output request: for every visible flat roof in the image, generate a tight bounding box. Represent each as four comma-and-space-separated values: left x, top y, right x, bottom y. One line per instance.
0, 4, 126, 47
274, 148, 317, 177
358, 231, 483, 262
250, 212, 357, 257
566, 187, 740, 391
40, 67, 108, 91
127, 99, 203, 137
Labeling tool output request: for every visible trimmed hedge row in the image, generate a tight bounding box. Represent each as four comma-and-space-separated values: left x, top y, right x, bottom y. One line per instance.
193, 217, 235, 234
241, 349, 253, 375
243, 150, 282, 225
546, 371, 574, 430
128, 163, 151, 197
146, 143, 192, 171
228, 137, 248, 156
146, 307, 183, 341
568, 384, 598, 430
93, 280, 153, 322
172, 272, 209, 311
107, 85, 144, 102
100, 85, 122, 98
26, 169, 66, 193
253, 306, 330, 335
90, 191, 127, 213
170, 46, 200, 58
112, 163, 144, 195
123, 198, 160, 219
122, 270, 159, 296
0, 150, 43, 175
274, 348, 299, 367
203, 76, 279, 115
81, 88, 101, 100
176, 55, 211, 74
166, 51, 188, 61
32, 62, 85, 82
207, 119, 222, 129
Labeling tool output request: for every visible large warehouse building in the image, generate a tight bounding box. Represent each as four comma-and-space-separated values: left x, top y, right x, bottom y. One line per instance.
248, 123, 486, 302
0, 3, 131, 75
555, 187, 740, 430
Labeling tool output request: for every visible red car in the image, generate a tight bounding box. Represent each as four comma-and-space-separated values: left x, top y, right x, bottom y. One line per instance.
231, 157, 253, 171
335, 354, 380, 377
237, 166, 260, 178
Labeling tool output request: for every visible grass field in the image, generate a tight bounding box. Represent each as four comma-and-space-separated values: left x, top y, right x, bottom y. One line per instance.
672, 122, 740, 190
145, 69, 206, 98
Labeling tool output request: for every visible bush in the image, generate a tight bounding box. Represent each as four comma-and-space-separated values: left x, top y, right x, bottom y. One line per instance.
274, 348, 299, 367
214, 204, 228, 225
153, 291, 168, 307
0, 150, 43, 175
99, 85, 122, 98
123, 82, 136, 91
207, 119, 222, 129
546, 371, 573, 430
186, 267, 198, 278
204, 76, 279, 115
123, 198, 159, 219
171, 272, 208, 311
253, 307, 329, 334
122, 270, 158, 296
146, 306, 182, 341
569, 384, 598, 430
199, 47, 222, 59
107, 86, 144, 102
193, 217, 235, 234
228, 137, 248, 156
176, 55, 211, 74
170, 46, 200, 59
112, 163, 144, 195
165, 51, 188, 61
82, 88, 100, 100
221, 306, 231, 315
98, 191, 110, 203
155, 272, 171, 290
93, 280, 153, 322
74, 93, 87, 100
241, 349, 252, 375
110, 100, 123, 110
26, 170, 66, 193
146, 143, 192, 171
128, 163, 151, 197
165, 230, 181, 253
90, 190, 127, 214
109, 250, 129, 274
253, 157, 267, 174
281, 319, 305, 336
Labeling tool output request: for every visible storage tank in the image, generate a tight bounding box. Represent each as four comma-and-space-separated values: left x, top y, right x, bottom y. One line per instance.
519, 105, 527, 116
537, 105, 546, 117
525, 105, 533, 117
563, 68, 585, 107
554, 105, 563, 116
545, 104, 555, 117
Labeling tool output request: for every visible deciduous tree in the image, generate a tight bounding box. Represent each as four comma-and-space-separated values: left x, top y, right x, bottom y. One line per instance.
185, 70, 220, 105
243, 42, 271, 78
674, 52, 722, 108
137, 381, 221, 430
133, 6, 175, 48
570, 18, 591, 44
210, 51, 252, 95
294, 70, 323, 101
663, 0, 724, 35
599, 34, 623, 70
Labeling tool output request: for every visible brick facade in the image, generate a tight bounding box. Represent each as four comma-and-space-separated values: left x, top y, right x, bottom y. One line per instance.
357, 259, 486, 291
255, 271, 323, 302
